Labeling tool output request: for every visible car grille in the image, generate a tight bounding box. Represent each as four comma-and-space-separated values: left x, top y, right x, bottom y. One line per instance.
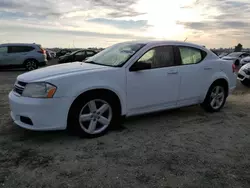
238, 74, 244, 79
13, 81, 27, 95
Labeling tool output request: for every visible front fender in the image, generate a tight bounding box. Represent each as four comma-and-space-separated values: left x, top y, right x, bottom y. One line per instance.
52, 72, 127, 115
73, 83, 126, 115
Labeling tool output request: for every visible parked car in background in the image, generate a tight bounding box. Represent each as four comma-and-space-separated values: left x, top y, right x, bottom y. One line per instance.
58, 49, 97, 63
237, 63, 250, 86
46, 51, 52, 60
210, 50, 218, 56
219, 52, 229, 58
56, 49, 72, 58
222, 52, 250, 65
240, 56, 250, 66
0, 43, 47, 71
9, 41, 236, 138
46, 49, 56, 58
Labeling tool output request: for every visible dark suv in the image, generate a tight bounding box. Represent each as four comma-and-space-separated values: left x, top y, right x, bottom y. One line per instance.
58, 50, 97, 63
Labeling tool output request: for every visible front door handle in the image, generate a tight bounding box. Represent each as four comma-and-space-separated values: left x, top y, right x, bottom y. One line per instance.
168, 71, 178, 75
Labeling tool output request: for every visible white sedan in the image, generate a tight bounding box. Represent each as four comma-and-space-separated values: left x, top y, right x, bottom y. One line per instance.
9, 41, 237, 137
240, 56, 250, 66
237, 63, 250, 86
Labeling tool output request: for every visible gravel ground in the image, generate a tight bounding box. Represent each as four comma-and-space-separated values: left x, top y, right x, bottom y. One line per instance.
0, 61, 250, 188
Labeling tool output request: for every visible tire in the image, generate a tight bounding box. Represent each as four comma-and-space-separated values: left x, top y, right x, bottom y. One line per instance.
202, 82, 227, 112
67, 92, 121, 138
241, 79, 250, 87
24, 59, 38, 71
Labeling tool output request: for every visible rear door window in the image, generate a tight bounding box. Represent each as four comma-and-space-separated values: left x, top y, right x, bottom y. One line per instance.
0, 46, 8, 54
9, 46, 34, 53
178, 46, 206, 65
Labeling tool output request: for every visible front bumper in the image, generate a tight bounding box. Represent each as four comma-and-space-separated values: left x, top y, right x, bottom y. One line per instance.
237, 70, 250, 81
8, 91, 73, 131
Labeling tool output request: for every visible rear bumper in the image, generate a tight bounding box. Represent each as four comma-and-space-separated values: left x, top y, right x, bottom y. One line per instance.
229, 86, 236, 94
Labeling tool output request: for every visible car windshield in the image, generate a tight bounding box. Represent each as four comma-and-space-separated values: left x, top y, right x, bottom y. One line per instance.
85, 42, 146, 67
227, 52, 242, 57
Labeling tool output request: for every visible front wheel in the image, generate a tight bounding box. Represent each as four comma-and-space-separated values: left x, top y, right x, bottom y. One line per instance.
68, 94, 120, 137
202, 84, 226, 112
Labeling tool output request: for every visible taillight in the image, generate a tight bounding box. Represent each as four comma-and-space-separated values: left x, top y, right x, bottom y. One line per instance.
38, 48, 46, 54
232, 63, 236, 73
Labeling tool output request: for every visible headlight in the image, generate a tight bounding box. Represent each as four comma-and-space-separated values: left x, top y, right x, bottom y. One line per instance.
243, 69, 250, 75
22, 82, 57, 98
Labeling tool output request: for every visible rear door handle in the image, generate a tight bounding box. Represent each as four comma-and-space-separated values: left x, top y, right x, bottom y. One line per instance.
204, 67, 212, 70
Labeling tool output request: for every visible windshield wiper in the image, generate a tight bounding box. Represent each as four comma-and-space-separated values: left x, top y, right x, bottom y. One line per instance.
84, 60, 97, 64
83, 61, 115, 67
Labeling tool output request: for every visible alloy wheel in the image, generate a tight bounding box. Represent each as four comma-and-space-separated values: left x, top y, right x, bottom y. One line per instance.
78, 99, 112, 135
210, 86, 225, 110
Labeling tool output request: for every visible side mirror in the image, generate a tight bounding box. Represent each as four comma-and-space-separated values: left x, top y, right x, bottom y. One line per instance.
130, 62, 151, 71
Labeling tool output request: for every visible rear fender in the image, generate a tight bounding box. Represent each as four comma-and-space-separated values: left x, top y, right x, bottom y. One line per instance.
201, 71, 229, 101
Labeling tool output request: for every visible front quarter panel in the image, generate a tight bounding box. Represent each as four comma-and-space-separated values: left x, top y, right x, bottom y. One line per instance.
46, 68, 127, 115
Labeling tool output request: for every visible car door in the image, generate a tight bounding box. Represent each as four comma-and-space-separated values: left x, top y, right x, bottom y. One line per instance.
0, 46, 9, 65
175, 46, 215, 106
126, 45, 181, 116
8, 46, 30, 65
74, 51, 86, 62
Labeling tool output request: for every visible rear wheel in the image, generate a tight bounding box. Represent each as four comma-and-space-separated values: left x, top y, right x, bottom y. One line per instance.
68, 93, 120, 137
24, 59, 38, 71
202, 83, 226, 112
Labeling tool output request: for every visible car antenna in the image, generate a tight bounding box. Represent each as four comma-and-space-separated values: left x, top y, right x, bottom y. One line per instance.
184, 38, 188, 42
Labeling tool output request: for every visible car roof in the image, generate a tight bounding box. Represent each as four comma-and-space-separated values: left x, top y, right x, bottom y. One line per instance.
117, 40, 208, 51
0, 43, 40, 46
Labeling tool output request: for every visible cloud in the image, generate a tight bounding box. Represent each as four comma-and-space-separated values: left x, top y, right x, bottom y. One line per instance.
87, 18, 150, 30
0, 22, 154, 40
177, 21, 249, 31
0, 0, 143, 19
0, 0, 148, 40
177, 0, 250, 36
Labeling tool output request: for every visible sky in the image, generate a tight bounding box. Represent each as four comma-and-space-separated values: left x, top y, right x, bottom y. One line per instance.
0, 0, 250, 48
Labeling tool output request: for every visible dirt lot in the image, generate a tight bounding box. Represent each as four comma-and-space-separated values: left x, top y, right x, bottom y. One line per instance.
0, 62, 250, 188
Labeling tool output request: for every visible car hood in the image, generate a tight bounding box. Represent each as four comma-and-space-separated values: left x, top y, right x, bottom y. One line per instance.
222, 56, 237, 60
18, 62, 109, 82
241, 63, 250, 70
